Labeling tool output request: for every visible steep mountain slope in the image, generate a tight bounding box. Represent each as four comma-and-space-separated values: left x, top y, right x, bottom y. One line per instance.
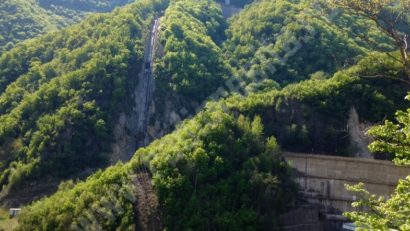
0, 0, 233, 204
15, 53, 409, 230
146, 0, 231, 140
0, 0, 66, 53
224, 0, 394, 87
155, 0, 229, 101
225, 52, 409, 154
17, 104, 297, 231
0, 0, 409, 229
0, 0, 168, 199
0, 0, 133, 53
38, 0, 133, 12
147, 0, 399, 142
215, 0, 253, 7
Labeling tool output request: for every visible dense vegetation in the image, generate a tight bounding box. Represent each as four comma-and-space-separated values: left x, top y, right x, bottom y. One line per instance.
138, 106, 297, 230
0, 0, 168, 196
15, 53, 409, 229
222, 52, 409, 155
0, 0, 133, 53
155, 0, 230, 102
17, 105, 297, 230
224, 0, 394, 87
151, 0, 402, 136
38, 0, 133, 12
330, 0, 410, 79
17, 163, 135, 230
0, 0, 409, 229
330, 1, 410, 228
367, 95, 410, 166
215, 0, 253, 7
345, 176, 410, 231
0, 0, 66, 53
344, 95, 410, 230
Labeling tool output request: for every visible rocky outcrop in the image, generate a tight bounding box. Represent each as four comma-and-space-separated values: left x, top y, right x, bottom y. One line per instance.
347, 107, 373, 158
110, 19, 161, 162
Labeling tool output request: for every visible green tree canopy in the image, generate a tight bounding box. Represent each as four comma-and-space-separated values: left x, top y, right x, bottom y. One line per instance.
0, 0, 133, 53
367, 95, 410, 165
344, 176, 410, 230
155, 0, 230, 102
17, 104, 297, 230
329, 0, 410, 78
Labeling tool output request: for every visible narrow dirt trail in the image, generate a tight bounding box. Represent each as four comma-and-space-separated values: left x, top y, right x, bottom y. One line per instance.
133, 171, 163, 231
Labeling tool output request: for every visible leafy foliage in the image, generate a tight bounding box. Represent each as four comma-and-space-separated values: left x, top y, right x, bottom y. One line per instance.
223, 0, 394, 86
0, 0, 133, 53
136, 104, 296, 230
3, 0, 410, 229
225, 52, 409, 154
17, 51, 409, 228
367, 95, 410, 165
38, 0, 133, 12
344, 176, 410, 230
0, 0, 168, 194
215, 0, 254, 7
17, 104, 297, 230
344, 89, 410, 230
17, 163, 136, 231
329, 0, 410, 78
155, 0, 230, 102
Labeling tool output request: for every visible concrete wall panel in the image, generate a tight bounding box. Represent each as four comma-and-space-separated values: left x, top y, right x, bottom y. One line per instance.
284, 152, 410, 212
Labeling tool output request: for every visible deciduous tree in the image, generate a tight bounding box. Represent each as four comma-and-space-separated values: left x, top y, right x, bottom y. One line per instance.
344, 177, 410, 230
330, 0, 410, 78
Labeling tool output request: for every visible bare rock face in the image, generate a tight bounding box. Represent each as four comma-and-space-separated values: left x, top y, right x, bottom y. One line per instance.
110, 19, 161, 162
347, 107, 373, 158
110, 112, 138, 162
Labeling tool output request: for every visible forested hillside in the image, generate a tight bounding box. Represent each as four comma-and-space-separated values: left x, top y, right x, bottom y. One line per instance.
155, 0, 230, 101
17, 104, 297, 230
0, 0, 133, 53
38, 0, 133, 12
0, 0, 168, 199
223, 0, 394, 87
147, 0, 232, 134
0, 0, 409, 230
148, 0, 404, 141
15, 54, 409, 230
225, 52, 409, 154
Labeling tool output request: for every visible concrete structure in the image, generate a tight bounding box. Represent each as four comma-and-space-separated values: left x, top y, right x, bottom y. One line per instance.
280, 205, 322, 231
279, 204, 346, 231
283, 152, 410, 213
9, 208, 21, 217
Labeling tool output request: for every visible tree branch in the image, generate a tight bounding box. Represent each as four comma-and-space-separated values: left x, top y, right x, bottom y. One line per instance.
359, 74, 410, 85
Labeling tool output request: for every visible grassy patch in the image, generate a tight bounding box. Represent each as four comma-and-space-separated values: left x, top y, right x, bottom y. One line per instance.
0, 209, 18, 231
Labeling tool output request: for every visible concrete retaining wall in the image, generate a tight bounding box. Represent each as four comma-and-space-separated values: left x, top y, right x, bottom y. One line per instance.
283, 152, 410, 212
280, 205, 323, 231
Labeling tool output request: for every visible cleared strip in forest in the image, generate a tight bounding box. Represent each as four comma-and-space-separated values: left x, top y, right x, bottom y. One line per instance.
136, 18, 161, 148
